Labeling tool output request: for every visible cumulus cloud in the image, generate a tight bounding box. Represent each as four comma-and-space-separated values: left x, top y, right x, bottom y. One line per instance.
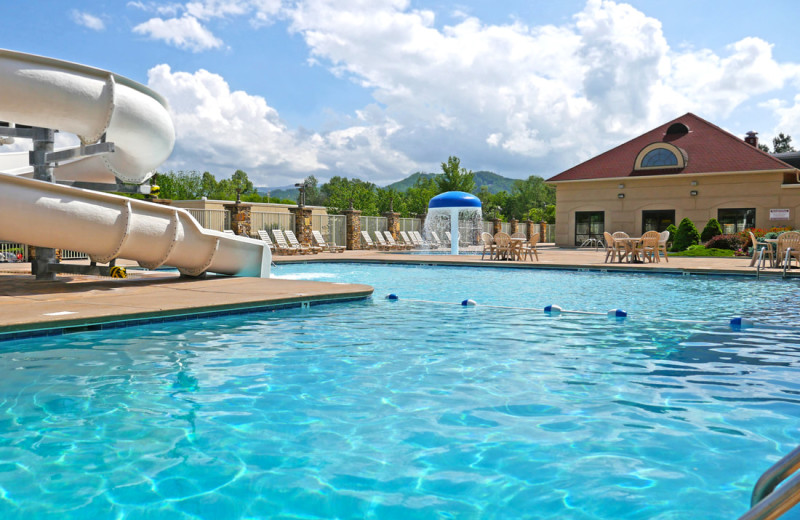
71, 10, 106, 31
133, 15, 223, 52
142, 0, 800, 184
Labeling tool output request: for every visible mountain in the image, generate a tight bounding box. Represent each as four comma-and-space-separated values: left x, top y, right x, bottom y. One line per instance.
255, 186, 298, 201
384, 170, 517, 194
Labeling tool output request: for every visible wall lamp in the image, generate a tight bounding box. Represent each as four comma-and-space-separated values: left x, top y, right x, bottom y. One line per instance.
691, 180, 698, 186
690, 190, 698, 196
618, 183, 625, 189
618, 193, 625, 199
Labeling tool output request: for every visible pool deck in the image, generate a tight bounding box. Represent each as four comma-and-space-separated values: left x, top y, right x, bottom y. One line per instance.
0, 245, 791, 339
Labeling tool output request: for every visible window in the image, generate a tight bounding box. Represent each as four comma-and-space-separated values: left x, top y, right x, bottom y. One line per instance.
642, 210, 675, 234
718, 208, 755, 234
641, 148, 678, 167
575, 211, 604, 246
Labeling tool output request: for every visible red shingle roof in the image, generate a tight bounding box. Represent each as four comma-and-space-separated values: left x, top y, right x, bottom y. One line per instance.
548, 113, 794, 182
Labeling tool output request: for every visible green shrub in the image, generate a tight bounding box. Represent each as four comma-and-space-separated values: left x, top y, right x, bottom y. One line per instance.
704, 234, 744, 251
672, 218, 701, 252
665, 224, 677, 248
700, 218, 723, 242
670, 246, 735, 257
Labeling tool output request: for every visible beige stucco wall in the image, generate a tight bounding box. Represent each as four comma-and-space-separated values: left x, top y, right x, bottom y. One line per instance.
552, 171, 800, 246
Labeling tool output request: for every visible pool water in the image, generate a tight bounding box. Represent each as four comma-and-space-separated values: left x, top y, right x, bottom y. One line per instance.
1, 264, 800, 519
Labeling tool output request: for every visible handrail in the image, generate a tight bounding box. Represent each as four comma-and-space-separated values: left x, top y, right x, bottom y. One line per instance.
738, 445, 800, 520
783, 248, 793, 279
757, 246, 766, 279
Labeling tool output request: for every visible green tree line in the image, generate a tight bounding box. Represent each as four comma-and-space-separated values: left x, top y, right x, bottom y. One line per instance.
153, 155, 556, 223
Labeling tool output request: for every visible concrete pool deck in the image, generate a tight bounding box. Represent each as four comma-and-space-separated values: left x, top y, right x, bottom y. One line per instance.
0, 245, 792, 339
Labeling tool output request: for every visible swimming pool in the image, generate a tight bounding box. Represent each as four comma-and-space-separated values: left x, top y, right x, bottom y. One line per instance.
1, 263, 799, 519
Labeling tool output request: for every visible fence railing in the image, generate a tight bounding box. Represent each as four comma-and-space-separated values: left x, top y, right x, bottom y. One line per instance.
186, 209, 229, 231
0, 242, 27, 262
312, 214, 346, 248
361, 216, 388, 236
251, 212, 293, 235
61, 250, 88, 260
398, 218, 422, 233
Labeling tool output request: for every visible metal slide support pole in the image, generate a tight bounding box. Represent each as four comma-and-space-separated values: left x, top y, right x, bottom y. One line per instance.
30, 127, 57, 281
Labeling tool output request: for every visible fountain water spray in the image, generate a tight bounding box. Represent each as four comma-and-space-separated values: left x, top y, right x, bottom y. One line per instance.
427, 191, 482, 255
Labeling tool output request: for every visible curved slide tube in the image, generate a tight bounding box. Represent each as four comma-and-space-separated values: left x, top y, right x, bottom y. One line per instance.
0, 49, 270, 277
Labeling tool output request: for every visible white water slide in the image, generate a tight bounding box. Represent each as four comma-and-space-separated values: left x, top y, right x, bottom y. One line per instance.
0, 49, 270, 277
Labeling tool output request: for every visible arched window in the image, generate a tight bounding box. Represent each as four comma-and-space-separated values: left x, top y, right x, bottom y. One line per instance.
641, 148, 679, 167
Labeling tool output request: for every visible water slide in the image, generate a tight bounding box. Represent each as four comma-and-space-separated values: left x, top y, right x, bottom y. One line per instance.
0, 49, 270, 277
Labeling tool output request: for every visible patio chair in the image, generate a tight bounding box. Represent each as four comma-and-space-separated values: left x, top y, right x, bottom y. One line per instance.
635, 230, 661, 263
603, 232, 626, 263
521, 232, 540, 261
384, 231, 411, 250
257, 230, 276, 253
285, 229, 321, 254
430, 231, 444, 249
361, 231, 381, 250
373, 231, 399, 250
493, 232, 512, 260
480, 232, 496, 260
658, 230, 670, 263
777, 231, 800, 268
271, 229, 300, 255
748, 231, 773, 268
312, 230, 345, 253
399, 231, 417, 249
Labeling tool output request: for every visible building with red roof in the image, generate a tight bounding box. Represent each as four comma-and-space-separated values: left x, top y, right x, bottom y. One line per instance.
547, 113, 800, 246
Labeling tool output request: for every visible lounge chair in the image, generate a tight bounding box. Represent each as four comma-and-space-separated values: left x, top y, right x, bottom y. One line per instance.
430, 232, 444, 249
361, 231, 389, 250
271, 229, 300, 255
749, 231, 773, 268
285, 229, 321, 254
480, 232, 496, 260
411, 231, 430, 248
384, 231, 411, 250
777, 231, 800, 268
521, 232, 540, 261
257, 230, 276, 253
658, 230, 670, 263
373, 231, 398, 250
399, 231, 417, 249
312, 230, 345, 253
635, 230, 661, 263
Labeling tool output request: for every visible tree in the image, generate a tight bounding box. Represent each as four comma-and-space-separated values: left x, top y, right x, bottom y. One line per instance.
773, 133, 795, 153
673, 217, 701, 252
152, 170, 202, 200
700, 218, 723, 242
322, 176, 379, 215
376, 187, 407, 215
758, 143, 771, 153
200, 171, 217, 198
436, 156, 476, 194
404, 176, 439, 216
302, 175, 325, 206
503, 175, 555, 220
230, 169, 255, 196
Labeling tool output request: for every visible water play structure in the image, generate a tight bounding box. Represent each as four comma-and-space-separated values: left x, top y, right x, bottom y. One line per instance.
0, 49, 270, 278
426, 191, 482, 255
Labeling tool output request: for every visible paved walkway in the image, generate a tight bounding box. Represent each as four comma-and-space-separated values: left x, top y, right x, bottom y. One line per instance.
0, 245, 788, 338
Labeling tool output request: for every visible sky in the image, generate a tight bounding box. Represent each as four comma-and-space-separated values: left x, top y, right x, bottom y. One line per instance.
2, 0, 800, 188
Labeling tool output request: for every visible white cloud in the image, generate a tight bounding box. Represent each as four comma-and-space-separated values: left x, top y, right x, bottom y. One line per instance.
133, 15, 223, 52
71, 10, 106, 31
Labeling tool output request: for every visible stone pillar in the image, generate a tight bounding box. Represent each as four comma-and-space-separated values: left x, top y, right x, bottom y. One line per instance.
540, 221, 548, 242
289, 207, 313, 245
509, 218, 518, 235
344, 209, 362, 250
492, 218, 502, 235
524, 220, 534, 241
223, 202, 252, 236
384, 211, 400, 238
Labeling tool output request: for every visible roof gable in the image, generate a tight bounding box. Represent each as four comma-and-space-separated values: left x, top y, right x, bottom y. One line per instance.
548, 113, 794, 182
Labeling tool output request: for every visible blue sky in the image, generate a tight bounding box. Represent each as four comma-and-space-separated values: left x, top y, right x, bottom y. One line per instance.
2, 0, 799, 187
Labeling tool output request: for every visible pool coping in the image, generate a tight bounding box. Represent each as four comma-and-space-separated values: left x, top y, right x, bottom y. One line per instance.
0, 275, 374, 342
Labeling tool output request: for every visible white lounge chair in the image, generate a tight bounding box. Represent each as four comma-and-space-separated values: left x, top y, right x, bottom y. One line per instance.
285, 229, 321, 254
373, 231, 398, 250
411, 231, 429, 248
384, 231, 411, 250
257, 230, 276, 253
361, 231, 387, 250
399, 231, 417, 249
312, 230, 345, 253
430, 232, 444, 249
271, 229, 300, 255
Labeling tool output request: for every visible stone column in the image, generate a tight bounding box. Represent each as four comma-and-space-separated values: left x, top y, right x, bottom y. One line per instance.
524, 220, 534, 241
509, 218, 519, 235
540, 221, 548, 242
384, 211, 400, 239
289, 206, 313, 245
344, 209, 362, 250
492, 218, 502, 235
223, 202, 252, 236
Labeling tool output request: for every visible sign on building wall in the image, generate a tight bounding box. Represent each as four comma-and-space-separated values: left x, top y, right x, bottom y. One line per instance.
770, 208, 791, 220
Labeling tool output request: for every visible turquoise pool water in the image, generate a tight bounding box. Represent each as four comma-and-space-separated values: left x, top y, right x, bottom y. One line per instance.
1, 263, 800, 519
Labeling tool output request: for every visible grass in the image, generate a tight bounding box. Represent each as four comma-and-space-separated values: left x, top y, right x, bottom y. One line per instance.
670, 246, 735, 257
